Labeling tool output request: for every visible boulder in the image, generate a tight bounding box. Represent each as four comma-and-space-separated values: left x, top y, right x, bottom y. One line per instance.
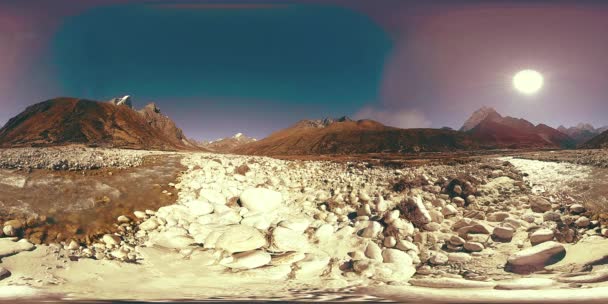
530, 197, 552, 213
506, 241, 566, 273
382, 248, 413, 265
361, 221, 383, 238
215, 225, 267, 253
569, 204, 585, 215
225, 250, 271, 269
493, 226, 514, 241
183, 200, 214, 216
0, 239, 35, 258
270, 227, 309, 252
199, 189, 226, 205
240, 188, 282, 212
529, 228, 554, 245
401, 196, 431, 226
102, 234, 121, 247
365, 242, 383, 261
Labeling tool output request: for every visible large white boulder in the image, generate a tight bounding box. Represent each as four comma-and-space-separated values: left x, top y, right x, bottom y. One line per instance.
199, 189, 226, 205
240, 188, 282, 212
215, 225, 267, 253
0, 239, 35, 258
271, 226, 309, 252
183, 200, 214, 216
225, 250, 271, 269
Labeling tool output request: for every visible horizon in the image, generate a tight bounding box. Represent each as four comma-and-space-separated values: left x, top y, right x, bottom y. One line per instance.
2, 96, 607, 141
2, 0, 608, 140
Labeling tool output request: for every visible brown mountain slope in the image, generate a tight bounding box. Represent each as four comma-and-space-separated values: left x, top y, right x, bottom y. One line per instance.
462, 107, 575, 149
232, 119, 478, 156
0, 97, 200, 150
581, 130, 608, 149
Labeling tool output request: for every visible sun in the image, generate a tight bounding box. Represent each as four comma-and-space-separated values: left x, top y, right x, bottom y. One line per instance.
513, 69, 543, 95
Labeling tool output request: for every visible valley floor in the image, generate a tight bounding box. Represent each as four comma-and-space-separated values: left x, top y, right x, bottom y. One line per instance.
0, 147, 608, 303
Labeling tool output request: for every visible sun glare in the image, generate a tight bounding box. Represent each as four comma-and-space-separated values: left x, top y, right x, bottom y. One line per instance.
513, 69, 544, 95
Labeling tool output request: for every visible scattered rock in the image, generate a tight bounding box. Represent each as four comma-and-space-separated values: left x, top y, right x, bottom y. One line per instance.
506, 241, 566, 273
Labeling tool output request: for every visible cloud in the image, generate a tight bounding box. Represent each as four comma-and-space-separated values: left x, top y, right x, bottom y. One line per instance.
354, 106, 432, 129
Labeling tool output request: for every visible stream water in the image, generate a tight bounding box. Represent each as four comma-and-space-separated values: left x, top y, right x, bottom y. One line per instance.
0, 155, 184, 244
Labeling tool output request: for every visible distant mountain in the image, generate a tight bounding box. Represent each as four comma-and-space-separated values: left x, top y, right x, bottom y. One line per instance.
201, 133, 257, 153
0, 97, 202, 150
581, 129, 608, 149
558, 123, 607, 146
232, 117, 478, 156
461, 107, 575, 149
460, 106, 502, 132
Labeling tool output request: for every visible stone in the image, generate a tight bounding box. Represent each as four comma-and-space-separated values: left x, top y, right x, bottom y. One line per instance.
226, 250, 271, 269
447, 252, 472, 263
240, 188, 282, 212
493, 226, 515, 241
507, 241, 566, 273
382, 248, 413, 265
452, 197, 465, 208
530, 228, 554, 245
111, 248, 129, 260
402, 195, 432, 226
384, 210, 400, 223
102, 234, 121, 247
215, 225, 267, 253
4, 219, 23, 230
0, 267, 11, 280
530, 197, 552, 213
361, 221, 383, 238
139, 219, 159, 231
241, 214, 272, 231
2, 225, 16, 237
487, 212, 510, 222
464, 242, 484, 252
66, 240, 79, 250
569, 204, 585, 214
278, 218, 310, 232
199, 189, 226, 205
396, 239, 418, 252
183, 200, 214, 216
442, 204, 458, 217
429, 252, 449, 265
365, 242, 383, 261
117, 215, 130, 223
134, 211, 148, 219
383, 236, 397, 248
575, 216, 590, 228
449, 235, 466, 246
271, 227, 309, 252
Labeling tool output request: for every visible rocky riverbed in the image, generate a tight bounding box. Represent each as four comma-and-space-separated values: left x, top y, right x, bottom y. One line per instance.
0, 150, 608, 302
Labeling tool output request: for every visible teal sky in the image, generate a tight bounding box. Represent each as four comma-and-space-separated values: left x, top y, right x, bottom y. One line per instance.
48, 3, 392, 139
2, 0, 608, 140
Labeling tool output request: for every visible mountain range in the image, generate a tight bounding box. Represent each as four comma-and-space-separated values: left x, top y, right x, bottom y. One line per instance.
0, 97, 200, 150
1, 96, 608, 154
557, 123, 608, 146
199, 133, 257, 153
460, 107, 575, 149
232, 118, 478, 155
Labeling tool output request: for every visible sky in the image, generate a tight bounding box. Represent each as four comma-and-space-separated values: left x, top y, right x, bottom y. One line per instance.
1, 0, 608, 140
